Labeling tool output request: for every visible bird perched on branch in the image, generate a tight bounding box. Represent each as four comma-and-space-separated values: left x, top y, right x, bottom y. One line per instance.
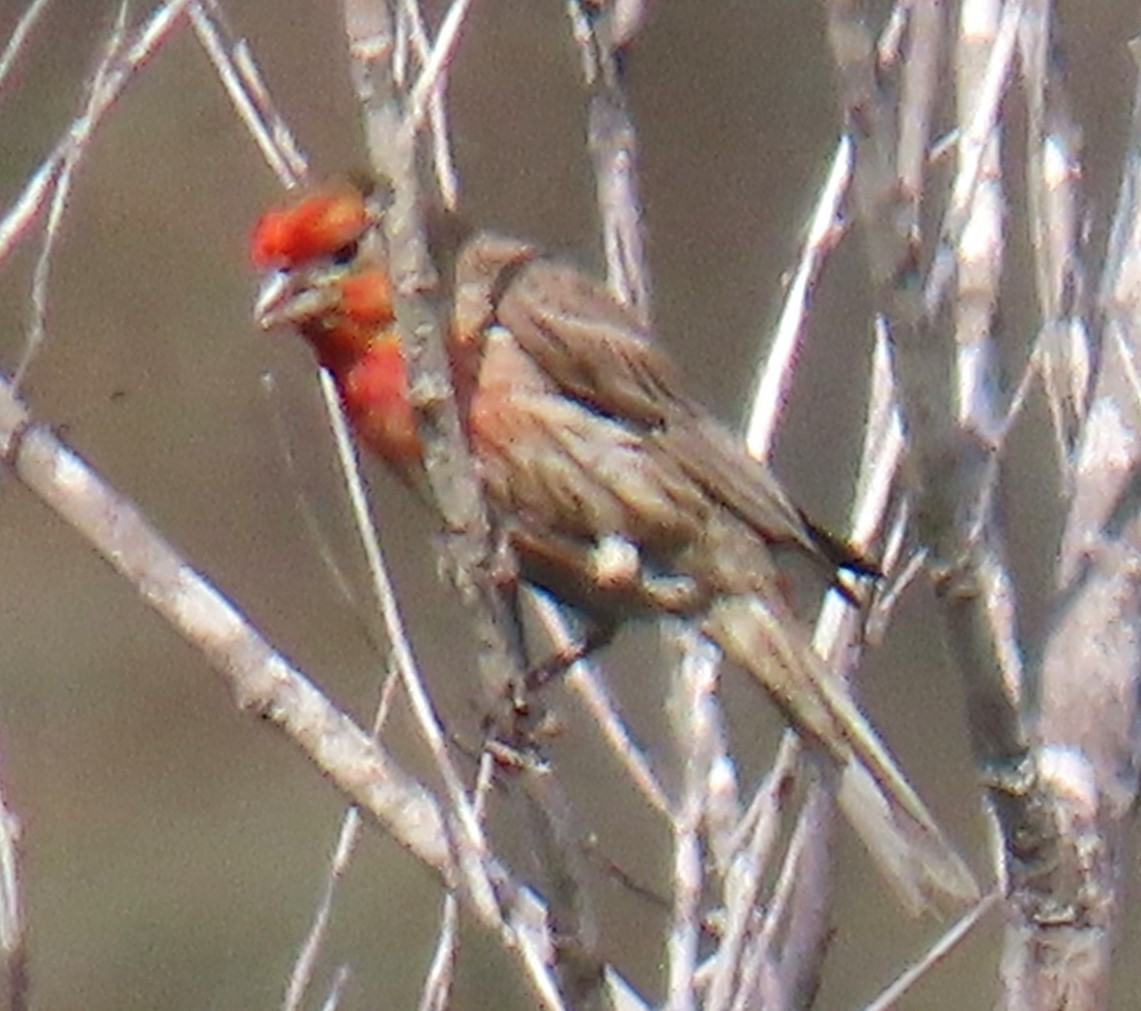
250, 183, 978, 914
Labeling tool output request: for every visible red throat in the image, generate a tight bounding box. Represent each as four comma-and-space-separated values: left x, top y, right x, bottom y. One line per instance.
340, 335, 422, 470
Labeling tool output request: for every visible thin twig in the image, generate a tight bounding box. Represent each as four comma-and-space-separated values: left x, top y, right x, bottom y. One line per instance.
1000, 33, 1141, 1008
703, 741, 795, 1011
417, 754, 494, 1011
342, 0, 527, 737
0, 762, 25, 1011
1019, 1, 1089, 475
864, 893, 999, 1011
529, 592, 671, 816
398, 0, 460, 208
17, 3, 130, 390
282, 667, 404, 1011
319, 368, 499, 909
0, 0, 55, 97
745, 135, 852, 459
924, 0, 1023, 316
0, 0, 195, 268
317, 964, 351, 1011
663, 637, 721, 1011
189, 1, 309, 187
567, 0, 651, 315
0, 362, 664, 1010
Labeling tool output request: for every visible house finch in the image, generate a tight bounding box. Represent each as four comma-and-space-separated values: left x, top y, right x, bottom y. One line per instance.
251, 185, 978, 914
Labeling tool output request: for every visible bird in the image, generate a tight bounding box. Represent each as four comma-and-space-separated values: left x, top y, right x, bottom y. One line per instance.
250, 183, 978, 915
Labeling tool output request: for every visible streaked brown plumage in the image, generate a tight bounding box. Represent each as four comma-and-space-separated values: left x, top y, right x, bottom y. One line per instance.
252, 186, 978, 914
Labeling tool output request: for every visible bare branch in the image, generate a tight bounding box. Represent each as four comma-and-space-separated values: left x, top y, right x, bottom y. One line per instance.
1020, 2, 1090, 475
865, 893, 1001, 1011
0, 0, 55, 97
567, 0, 651, 315
0, 360, 670, 1009
341, 0, 526, 732
745, 136, 852, 459
0, 767, 25, 1011
0, 0, 195, 271
998, 33, 1141, 1008
282, 666, 403, 1011
190, 1, 309, 187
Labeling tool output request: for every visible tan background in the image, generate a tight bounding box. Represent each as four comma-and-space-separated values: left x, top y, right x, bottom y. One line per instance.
0, 1, 1137, 1007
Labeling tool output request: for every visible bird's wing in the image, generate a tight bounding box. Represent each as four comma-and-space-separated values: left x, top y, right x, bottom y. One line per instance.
492, 256, 685, 428
491, 254, 859, 574
472, 328, 709, 550
654, 416, 865, 573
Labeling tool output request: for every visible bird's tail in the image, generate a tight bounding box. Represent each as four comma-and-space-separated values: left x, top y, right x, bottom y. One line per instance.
702, 595, 979, 916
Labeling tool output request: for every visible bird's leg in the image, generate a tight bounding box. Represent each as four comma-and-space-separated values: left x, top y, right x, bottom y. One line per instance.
487, 527, 540, 702
524, 612, 621, 692
485, 526, 613, 724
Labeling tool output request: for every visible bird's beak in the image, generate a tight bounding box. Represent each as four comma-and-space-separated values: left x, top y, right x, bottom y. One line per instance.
254, 267, 344, 330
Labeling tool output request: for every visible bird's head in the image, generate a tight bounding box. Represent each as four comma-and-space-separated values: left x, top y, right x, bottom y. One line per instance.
251, 184, 397, 368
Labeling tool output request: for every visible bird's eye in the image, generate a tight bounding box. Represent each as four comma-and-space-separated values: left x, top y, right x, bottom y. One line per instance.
250, 186, 370, 270
331, 241, 360, 265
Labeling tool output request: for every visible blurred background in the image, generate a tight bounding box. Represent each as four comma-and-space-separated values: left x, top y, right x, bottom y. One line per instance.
0, 1, 1137, 1007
